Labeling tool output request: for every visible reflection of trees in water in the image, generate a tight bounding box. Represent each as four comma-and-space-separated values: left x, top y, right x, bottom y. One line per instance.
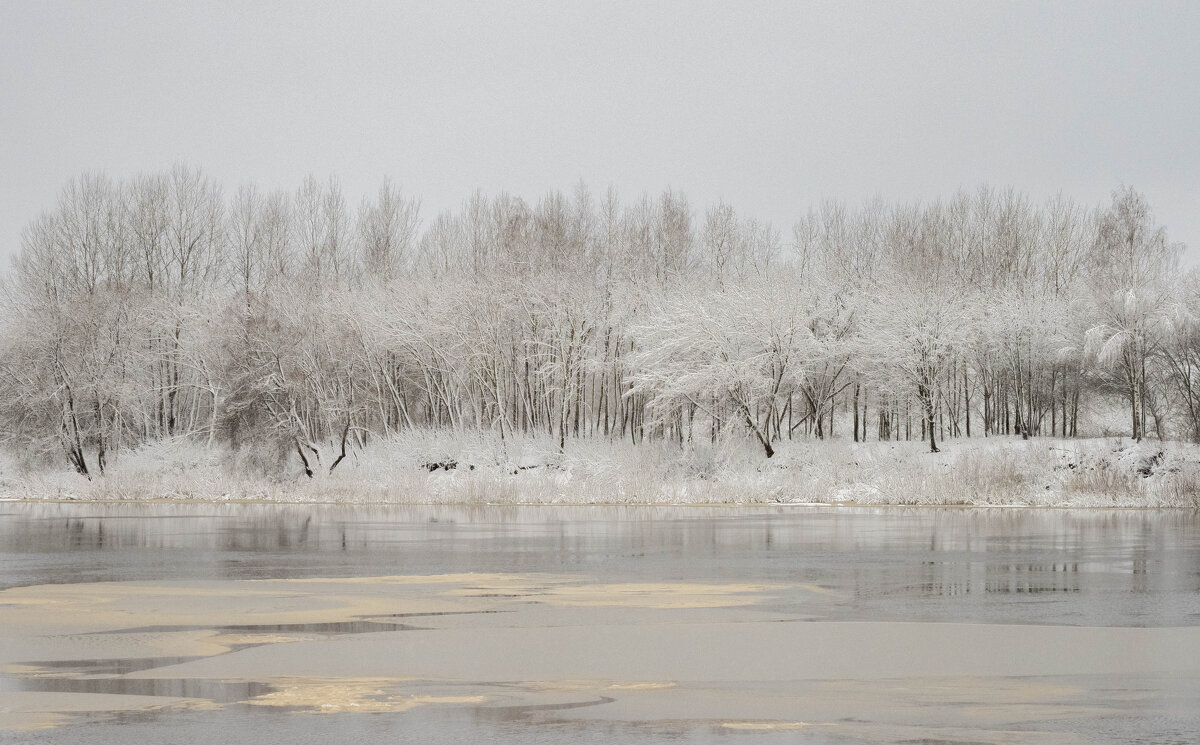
982, 562, 1082, 594
1, 504, 1197, 608
14, 674, 272, 703
878, 559, 1084, 598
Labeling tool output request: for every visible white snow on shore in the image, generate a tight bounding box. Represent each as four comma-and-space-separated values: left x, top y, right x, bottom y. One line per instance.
2, 435, 1197, 508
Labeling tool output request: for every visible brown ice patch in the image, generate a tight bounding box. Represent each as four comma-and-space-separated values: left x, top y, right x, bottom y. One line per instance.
0, 576, 481, 635
272, 572, 559, 587
606, 681, 676, 690
208, 632, 319, 646
298, 573, 791, 608
721, 721, 823, 730
2, 664, 60, 677
0, 574, 790, 647
0, 574, 566, 681
531, 582, 782, 609
242, 678, 482, 713
0, 582, 322, 618
523, 679, 677, 693
0, 575, 495, 669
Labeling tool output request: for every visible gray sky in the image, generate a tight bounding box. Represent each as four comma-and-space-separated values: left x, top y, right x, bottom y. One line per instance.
2, 0, 1198, 266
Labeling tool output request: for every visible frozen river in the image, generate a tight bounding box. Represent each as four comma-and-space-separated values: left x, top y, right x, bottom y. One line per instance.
1, 502, 1198, 744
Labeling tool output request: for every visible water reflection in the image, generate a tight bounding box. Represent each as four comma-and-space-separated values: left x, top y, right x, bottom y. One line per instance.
20, 656, 205, 676
898, 560, 1085, 597
5, 676, 273, 703
1, 503, 1198, 626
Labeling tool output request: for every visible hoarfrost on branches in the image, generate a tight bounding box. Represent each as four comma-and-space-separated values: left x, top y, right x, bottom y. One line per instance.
0, 172, 1195, 491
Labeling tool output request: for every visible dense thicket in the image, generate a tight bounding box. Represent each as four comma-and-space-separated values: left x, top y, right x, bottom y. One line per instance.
2, 167, 1194, 477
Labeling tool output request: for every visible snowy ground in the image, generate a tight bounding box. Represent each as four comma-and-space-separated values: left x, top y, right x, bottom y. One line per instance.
2, 434, 1198, 508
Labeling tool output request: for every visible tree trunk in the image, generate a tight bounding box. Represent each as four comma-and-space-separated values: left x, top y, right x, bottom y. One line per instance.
295, 438, 313, 478
328, 420, 351, 473
919, 381, 939, 453
740, 402, 775, 458
852, 383, 860, 443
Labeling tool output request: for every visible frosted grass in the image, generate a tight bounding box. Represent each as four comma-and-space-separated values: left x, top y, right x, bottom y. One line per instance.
3, 434, 1197, 508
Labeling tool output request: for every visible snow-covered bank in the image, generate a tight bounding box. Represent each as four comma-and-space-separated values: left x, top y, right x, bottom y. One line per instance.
2, 435, 1198, 508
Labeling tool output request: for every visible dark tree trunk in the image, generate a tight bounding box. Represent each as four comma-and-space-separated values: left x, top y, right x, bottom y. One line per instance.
328, 420, 351, 473
852, 383, 860, 443
295, 438, 313, 478
919, 381, 939, 453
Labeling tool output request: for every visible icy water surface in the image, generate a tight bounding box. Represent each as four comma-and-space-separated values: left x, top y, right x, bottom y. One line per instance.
0, 502, 1198, 744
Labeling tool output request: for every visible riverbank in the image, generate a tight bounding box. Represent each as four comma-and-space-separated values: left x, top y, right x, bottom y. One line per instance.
2, 435, 1198, 508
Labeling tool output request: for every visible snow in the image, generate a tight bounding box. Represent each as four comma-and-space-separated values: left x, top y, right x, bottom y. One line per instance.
2, 435, 1197, 508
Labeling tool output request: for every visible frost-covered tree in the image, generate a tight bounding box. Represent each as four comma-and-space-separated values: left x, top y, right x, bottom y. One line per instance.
1084, 188, 1180, 440
859, 285, 968, 453
628, 277, 808, 457
1, 170, 1192, 475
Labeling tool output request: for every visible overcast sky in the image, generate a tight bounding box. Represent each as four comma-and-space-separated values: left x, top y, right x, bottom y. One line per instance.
2, 0, 1198, 267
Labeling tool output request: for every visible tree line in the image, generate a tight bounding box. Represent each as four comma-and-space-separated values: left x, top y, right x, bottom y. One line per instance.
1, 166, 1194, 477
